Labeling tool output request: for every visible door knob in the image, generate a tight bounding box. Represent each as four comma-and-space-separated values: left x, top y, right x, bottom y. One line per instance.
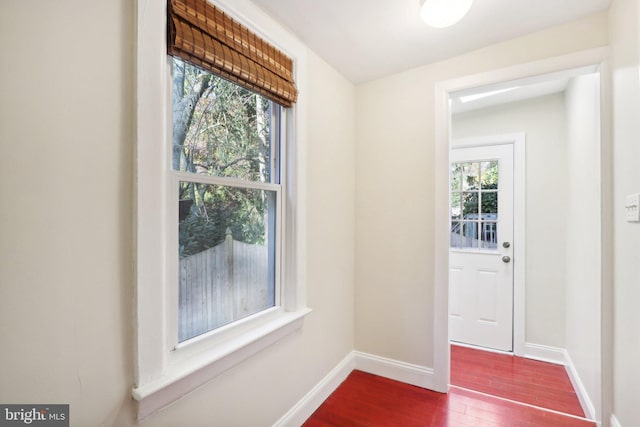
502, 256, 511, 263
502, 242, 511, 248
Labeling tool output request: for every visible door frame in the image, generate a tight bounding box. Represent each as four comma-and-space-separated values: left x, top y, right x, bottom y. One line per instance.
431, 46, 613, 426
451, 134, 526, 355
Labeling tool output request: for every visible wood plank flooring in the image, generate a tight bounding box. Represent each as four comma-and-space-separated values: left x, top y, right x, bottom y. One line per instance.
451, 345, 585, 417
303, 346, 594, 426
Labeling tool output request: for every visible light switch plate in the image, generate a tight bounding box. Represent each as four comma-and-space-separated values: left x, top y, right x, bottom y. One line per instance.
626, 193, 640, 222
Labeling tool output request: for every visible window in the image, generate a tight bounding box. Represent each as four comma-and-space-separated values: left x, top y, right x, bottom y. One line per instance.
172, 58, 282, 343
133, 0, 309, 419
450, 160, 499, 249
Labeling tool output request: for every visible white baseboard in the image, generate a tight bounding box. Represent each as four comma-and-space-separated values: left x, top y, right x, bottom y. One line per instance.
610, 414, 622, 427
352, 351, 436, 390
563, 350, 596, 422
273, 351, 436, 426
272, 353, 355, 427
523, 342, 566, 365
524, 342, 597, 422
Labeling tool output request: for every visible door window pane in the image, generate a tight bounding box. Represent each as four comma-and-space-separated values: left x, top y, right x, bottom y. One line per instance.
451, 221, 462, 248
481, 160, 498, 189
481, 192, 498, 217
480, 221, 498, 249
461, 222, 478, 248
462, 162, 480, 190
462, 192, 479, 219
451, 163, 462, 191
451, 192, 461, 220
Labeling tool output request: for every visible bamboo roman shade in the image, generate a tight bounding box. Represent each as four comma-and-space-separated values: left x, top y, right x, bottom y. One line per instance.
167, 0, 298, 107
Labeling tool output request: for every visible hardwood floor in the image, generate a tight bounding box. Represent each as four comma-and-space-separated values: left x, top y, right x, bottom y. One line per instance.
451, 345, 585, 417
303, 346, 594, 426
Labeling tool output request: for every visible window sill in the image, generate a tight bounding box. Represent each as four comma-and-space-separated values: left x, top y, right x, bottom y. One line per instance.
132, 307, 311, 420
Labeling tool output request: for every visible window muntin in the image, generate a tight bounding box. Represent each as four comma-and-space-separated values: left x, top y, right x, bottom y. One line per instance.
450, 160, 499, 250
172, 57, 282, 343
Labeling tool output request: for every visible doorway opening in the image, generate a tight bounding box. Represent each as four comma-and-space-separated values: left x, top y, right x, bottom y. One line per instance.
433, 48, 612, 425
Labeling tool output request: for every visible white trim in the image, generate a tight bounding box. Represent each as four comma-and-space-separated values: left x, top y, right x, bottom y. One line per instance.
353, 351, 436, 390
450, 133, 522, 149
272, 353, 355, 427
451, 133, 526, 356
512, 135, 526, 357
610, 414, 622, 427
523, 342, 566, 365
599, 55, 614, 427
433, 46, 612, 408
433, 79, 451, 393
564, 350, 597, 422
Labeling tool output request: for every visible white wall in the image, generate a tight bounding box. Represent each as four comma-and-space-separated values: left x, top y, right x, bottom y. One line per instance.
355, 12, 608, 367
0, 1, 136, 425
0, 1, 356, 426
564, 73, 602, 420
608, 0, 640, 426
452, 94, 569, 349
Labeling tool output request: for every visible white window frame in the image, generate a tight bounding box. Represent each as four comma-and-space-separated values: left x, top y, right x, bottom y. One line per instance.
132, 0, 310, 419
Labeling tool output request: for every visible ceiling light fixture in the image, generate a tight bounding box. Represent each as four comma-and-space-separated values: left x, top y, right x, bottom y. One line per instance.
420, 0, 473, 28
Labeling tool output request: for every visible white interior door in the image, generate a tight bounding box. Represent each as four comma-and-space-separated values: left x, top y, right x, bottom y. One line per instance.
449, 143, 514, 352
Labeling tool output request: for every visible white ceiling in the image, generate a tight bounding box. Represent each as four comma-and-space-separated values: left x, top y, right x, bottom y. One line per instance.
251, 0, 611, 84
